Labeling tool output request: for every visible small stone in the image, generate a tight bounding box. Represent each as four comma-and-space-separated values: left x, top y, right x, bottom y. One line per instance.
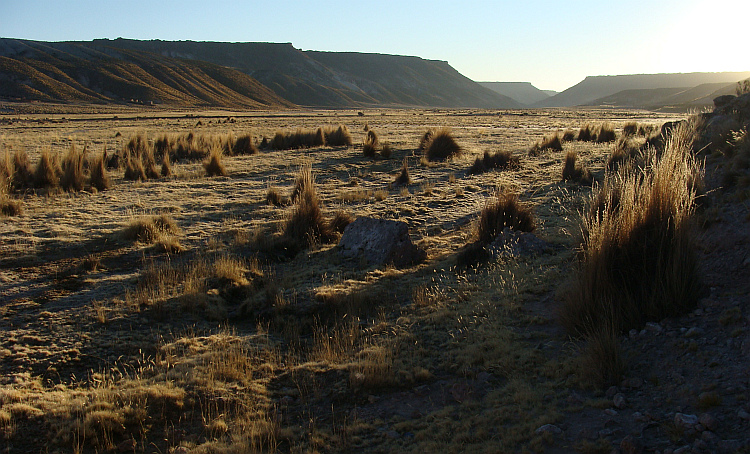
386, 430, 400, 439
685, 327, 704, 338
645, 322, 664, 333
633, 412, 648, 423
629, 329, 639, 339
701, 430, 718, 441
693, 439, 708, 451
738, 409, 750, 421
620, 435, 643, 454
627, 377, 644, 389
614, 393, 627, 409
699, 413, 717, 431
675, 413, 699, 428
605, 408, 618, 416
535, 424, 563, 435
606, 386, 619, 398
673, 445, 692, 454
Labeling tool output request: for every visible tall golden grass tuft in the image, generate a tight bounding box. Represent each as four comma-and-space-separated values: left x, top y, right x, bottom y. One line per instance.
424, 128, 461, 161
476, 192, 535, 243
89, 147, 110, 191
124, 150, 146, 181
60, 144, 86, 192
203, 146, 227, 177
232, 133, 258, 155
417, 129, 433, 153
283, 165, 333, 248
33, 148, 60, 189
562, 151, 592, 185
363, 130, 379, 158
324, 124, 352, 147
468, 150, 518, 175
12, 150, 33, 190
595, 122, 617, 143
561, 118, 703, 337
531, 132, 563, 154
394, 157, 411, 185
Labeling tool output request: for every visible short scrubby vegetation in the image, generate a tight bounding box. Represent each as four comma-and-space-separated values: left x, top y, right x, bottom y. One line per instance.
468, 150, 518, 175
530, 131, 563, 155
476, 192, 535, 244
562, 151, 592, 185
422, 128, 461, 161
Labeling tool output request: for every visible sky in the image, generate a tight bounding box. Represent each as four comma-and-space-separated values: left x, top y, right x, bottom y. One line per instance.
1, 0, 748, 92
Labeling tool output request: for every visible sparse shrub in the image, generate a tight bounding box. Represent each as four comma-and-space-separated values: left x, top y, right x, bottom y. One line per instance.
622, 122, 638, 136
424, 128, 461, 161
562, 129, 576, 142
562, 151, 592, 185
143, 146, 160, 179
363, 130, 379, 158
581, 323, 625, 387
203, 147, 226, 177
595, 123, 617, 143
561, 118, 702, 337
329, 210, 354, 234
0, 196, 22, 216
476, 192, 535, 243
324, 125, 352, 147
290, 164, 313, 203
259, 136, 269, 149
468, 150, 518, 175
123, 214, 181, 244
60, 144, 85, 192
89, 148, 110, 191
607, 136, 642, 173
33, 149, 60, 189
394, 157, 411, 185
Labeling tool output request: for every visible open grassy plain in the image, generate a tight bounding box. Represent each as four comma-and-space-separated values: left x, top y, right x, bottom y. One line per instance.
2, 105, 748, 453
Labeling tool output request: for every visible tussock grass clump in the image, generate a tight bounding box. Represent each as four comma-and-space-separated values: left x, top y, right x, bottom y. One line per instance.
0, 196, 22, 216
581, 323, 625, 387
622, 121, 639, 136
324, 124, 352, 147
329, 210, 354, 234
363, 130, 379, 158
530, 132, 563, 155
595, 122, 617, 143
417, 129, 433, 153
283, 166, 333, 248
476, 192, 535, 243
271, 128, 325, 150
160, 152, 171, 177
265, 185, 288, 206
231, 133, 258, 156
562, 129, 576, 142
203, 147, 227, 177
722, 128, 750, 189
380, 142, 393, 159
394, 157, 411, 185
89, 148, 110, 191
12, 150, 33, 190
424, 128, 461, 161
123, 214, 181, 244
123, 151, 147, 181
562, 151, 592, 185
607, 136, 642, 173
561, 118, 703, 337
60, 144, 86, 192
468, 150, 518, 175
577, 125, 594, 142
143, 146, 160, 179
33, 149, 61, 189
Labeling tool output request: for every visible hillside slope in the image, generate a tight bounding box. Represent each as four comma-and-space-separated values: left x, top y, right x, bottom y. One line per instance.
70, 39, 519, 108
479, 82, 550, 106
537, 72, 750, 108
0, 39, 294, 108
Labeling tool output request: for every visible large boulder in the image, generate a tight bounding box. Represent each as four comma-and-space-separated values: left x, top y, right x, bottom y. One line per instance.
338, 217, 426, 267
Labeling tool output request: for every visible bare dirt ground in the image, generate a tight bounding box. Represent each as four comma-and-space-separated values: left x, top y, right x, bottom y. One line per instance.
1, 105, 748, 453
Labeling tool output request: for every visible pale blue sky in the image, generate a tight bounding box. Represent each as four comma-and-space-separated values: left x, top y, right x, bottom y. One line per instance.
1, 0, 747, 91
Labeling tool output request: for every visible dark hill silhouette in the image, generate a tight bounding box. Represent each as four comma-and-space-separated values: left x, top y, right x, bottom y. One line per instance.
36, 39, 518, 108
478, 82, 550, 106
0, 39, 294, 108
536, 72, 750, 108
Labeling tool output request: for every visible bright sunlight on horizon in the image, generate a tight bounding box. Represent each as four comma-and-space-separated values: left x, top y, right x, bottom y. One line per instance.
1, 0, 747, 92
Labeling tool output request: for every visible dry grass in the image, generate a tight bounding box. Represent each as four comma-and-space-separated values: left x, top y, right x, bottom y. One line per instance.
380, 142, 393, 159
232, 133, 258, 155
531, 131, 563, 154
122, 214, 181, 244
363, 130, 379, 158
562, 151, 592, 185
417, 129, 433, 153
60, 144, 85, 192
33, 148, 60, 189
468, 150, 518, 175
577, 124, 594, 142
424, 128, 461, 161
561, 117, 702, 337
203, 146, 227, 177
11, 149, 33, 190
595, 122, 617, 143
283, 165, 333, 248
324, 124, 352, 147
622, 121, 638, 136
329, 210, 355, 234
476, 192, 535, 243
89, 147, 111, 191
394, 157, 411, 185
